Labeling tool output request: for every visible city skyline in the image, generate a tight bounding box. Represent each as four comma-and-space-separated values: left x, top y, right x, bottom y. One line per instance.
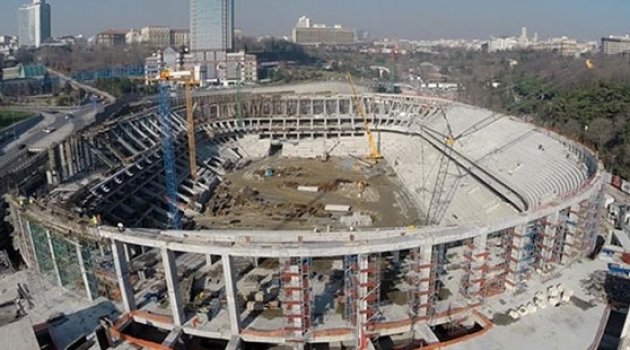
0, 0, 628, 41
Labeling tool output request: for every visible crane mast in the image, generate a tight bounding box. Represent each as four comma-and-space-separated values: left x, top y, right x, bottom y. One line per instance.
347, 72, 382, 160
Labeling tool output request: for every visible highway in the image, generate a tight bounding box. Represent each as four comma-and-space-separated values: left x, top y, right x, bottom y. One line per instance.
0, 102, 103, 171
0, 67, 114, 173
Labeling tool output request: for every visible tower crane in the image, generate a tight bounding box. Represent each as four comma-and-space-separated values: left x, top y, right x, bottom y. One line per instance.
150, 69, 199, 229
347, 72, 382, 161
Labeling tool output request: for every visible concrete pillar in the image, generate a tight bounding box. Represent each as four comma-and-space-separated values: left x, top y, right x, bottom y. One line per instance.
24, 220, 40, 271
58, 143, 67, 180
356, 254, 369, 348
505, 225, 530, 290
466, 234, 488, 306
222, 254, 241, 335
541, 214, 559, 265
65, 139, 74, 177
76, 244, 94, 301
225, 336, 242, 350
111, 240, 136, 313
161, 327, 182, 348
162, 249, 185, 326
46, 230, 63, 287
411, 245, 433, 319
124, 244, 132, 263
47, 147, 57, 185
391, 250, 400, 265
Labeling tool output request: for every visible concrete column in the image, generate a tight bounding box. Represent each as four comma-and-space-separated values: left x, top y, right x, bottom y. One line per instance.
45, 230, 63, 287
58, 143, 67, 180
76, 244, 94, 301
414, 245, 433, 319
467, 234, 488, 306
65, 139, 74, 177
47, 147, 57, 185
356, 254, 369, 348
222, 254, 241, 335
225, 336, 242, 350
111, 240, 136, 313
162, 248, 185, 326
24, 220, 40, 271
505, 225, 530, 290
541, 214, 559, 265
391, 250, 400, 265
124, 244, 132, 263
161, 327, 182, 349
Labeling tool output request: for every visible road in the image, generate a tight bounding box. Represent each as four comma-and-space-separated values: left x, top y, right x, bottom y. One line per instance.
0, 102, 103, 170
0, 67, 113, 172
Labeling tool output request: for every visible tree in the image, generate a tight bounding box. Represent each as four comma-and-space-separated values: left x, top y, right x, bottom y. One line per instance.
586, 117, 615, 151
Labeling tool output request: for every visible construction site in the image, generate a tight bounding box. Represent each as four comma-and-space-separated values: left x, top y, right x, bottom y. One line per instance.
2, 79, 608, 349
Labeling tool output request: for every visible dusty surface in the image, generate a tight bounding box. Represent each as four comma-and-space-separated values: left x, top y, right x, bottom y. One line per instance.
196, 156, 422, 230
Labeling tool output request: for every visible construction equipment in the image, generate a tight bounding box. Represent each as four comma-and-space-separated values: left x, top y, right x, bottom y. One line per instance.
151, 69, 199, 229
158, 69, 200, 181
347, 72, 383, 161
425, 107, 460, 225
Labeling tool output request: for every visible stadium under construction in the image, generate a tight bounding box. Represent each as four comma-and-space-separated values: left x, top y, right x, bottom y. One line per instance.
5, 81, 606, 349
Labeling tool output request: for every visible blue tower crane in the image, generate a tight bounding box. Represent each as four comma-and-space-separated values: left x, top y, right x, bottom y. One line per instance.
158, 83, 181, 229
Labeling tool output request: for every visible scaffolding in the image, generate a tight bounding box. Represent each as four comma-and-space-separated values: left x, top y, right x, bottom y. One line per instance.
281, 257, 313, 343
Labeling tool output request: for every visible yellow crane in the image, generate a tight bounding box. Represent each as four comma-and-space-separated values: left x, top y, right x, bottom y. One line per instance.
347, 72, 382, 160
158, 70, 200, 180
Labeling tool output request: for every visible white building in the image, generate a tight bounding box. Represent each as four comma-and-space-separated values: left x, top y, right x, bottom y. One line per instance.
0, 36, 18, 56
296, 16, 311, 29
487, 36, 519, 52
17, 0, 51, 48
125, 29, 142, 45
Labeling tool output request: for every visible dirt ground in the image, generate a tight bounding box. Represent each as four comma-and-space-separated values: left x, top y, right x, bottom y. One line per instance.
194, 156, 422, 230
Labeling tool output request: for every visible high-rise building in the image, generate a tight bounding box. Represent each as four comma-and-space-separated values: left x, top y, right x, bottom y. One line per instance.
17, 0, 51, 48
601, 35, 630, 55
519, 27, 528, 45
190, 0, 234, 52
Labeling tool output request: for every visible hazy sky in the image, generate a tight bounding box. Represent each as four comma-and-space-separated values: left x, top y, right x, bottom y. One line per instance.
0, 0, 628, 40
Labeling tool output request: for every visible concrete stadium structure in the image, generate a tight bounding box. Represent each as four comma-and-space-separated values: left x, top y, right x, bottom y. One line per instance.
6, 82, 605, 349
